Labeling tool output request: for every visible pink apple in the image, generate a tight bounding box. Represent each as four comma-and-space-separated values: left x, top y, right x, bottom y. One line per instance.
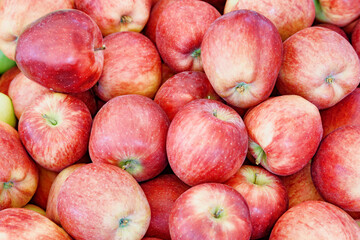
0, 66, 20, 95
169, 183, 252, 240
201, 10, 283, 109
15, 9, 104, 93
352, 21, 360, 58
58, 163, 151, 240
225, 165, 288, 239
89, 94, 169, 182
156, 0, 220, 72
244, 95, 323, 176
23, 204, 46, 216
277, 27, 360, 109
18, 92, 92, 172
317, 23, 349, 40
167, 99, 248, 186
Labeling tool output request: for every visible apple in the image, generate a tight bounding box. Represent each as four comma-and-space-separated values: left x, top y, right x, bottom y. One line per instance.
269, 201, 360, 239
75, 0, 151, 35
312, 126, 360, 212
15, 9, 104, 93
225, 165, 288, 239
23, 204, 46, 216
201, 10, 283, 109
156, 0, 221, 72
0, 121, 38, 210
160, 63, 175, 85
93, 31, 161, 101
154, 71, 220, 121
167, 99, 248, 186
89, 94, 169, 182
18, 92, 92, 172
0, 66, 20, 95
0, 92, 16, 127
169, 183, 252, 240
344, 17, 360, 35
317, 23, 349, 40
0, 208, 71, 239
140, 174, 190, 239
276, 27, 360, 109
224, 0, 315, 41
352, 21, 360, 58
0, 49, 16, 74
58, 163, 151, 240
244, 95, 323, 176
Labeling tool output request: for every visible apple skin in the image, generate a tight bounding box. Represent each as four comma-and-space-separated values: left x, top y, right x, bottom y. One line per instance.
154, 71, 220, 121
160, 63, 175, 85
224, 0, 315, 41
167, 99, 248, 186
344, 17, 360, 36
94, 31, 161, 101
18, 93, 92, 172
312, 126, 360, 212
140, 174, 190, 240
156, 0, 221, 73
225, 165, 288, 239
0, 66, 20, 95
15, 9, 104, 93
201, 10, 283, 109
89, 94, 169, 182
169, 183, 252, 240
0, 92, 17, 127
23, 204, 46, 216
276, 27, 360, 110
58, 163, 151, 240
0, 121, 38, 210
269, 201, 360, 239
244, 95, 323, 176
316, 23, 349, 40
352, 21, 360, 58
0, 49, 16, 74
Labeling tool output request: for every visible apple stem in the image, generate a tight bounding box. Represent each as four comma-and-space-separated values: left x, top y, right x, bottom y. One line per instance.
213, 207, 224, 219
325, 75, 335, 84
119, 218, 130, 228
94, 45, 106, 51
121, 162, 131, 171
255, 150, 264, 165
3, 181, 14, 189
212, 109, 218, 118
191, 48, 201, 58
42, 114, 57, 126
254, 173, 259, 185
235, 82, 247, 93
121, 15, 133, 23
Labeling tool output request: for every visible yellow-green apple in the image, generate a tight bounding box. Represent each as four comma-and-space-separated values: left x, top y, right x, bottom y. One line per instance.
140, 174, 190, 240
0, 66, 20, 95
0, 208, 71, 239
225, 165, 288, 239
75, 0, 151, 35
201, 10, 283, 109
18, 93, 92, 172
58, 163, 151, 240
276, 27, 360, 110
352, 21, 360, 57
154, 71, 220, 121
0, 49, 15, 74
224, 0, 315, 41
0, 92, 16, 127
244, 95, 323, 176
167, 99, 248, 186
156, 0, 220, 72
23, 204, 46, 216
0, 0, 74, 60
269, 201, 360, 239
169, 183, 252, 240
0, 121, 38, 210
93, 32, 161, 101
312, 126, 360, 212
317, 23, 349, 40
15, 9, 104, 93
89, 95, 169, 182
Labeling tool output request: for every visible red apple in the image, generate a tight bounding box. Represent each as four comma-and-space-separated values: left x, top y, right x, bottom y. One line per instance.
141, 174, 190, 239
0, 66, 20, 95
156, 0, 220, 72
89, 94, 169, 182
160, 62, 175, 85
167, 99, 248, 186
143, 238, 163, 240
276, 27, 360, 109
23, 204, 46, 216
201, 10, 283, 109
15, 9, 104, 93
344, 17, 360, 35
317, 23, 349, 40
203, 0, 226, 13
169, 183, 252, 240
58, 163, 151, 240
352, 21, 360, 58
225, 165, 288, 239
18, 92, 92, 172
244, 95, 323, 176
269, 201, 360, 239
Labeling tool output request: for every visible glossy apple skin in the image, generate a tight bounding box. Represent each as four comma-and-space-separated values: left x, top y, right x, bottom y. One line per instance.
269, 201, 360, 239
18, 93, 92, 172
156, 0, 220, 73
0, 66, 20, 95
244, 95, 323, 176
15, 9, 104, 93
169, 183, 252, 240
277, 27, 360, 109
352, 21, 360, 58
94, 32, 161, 101
154, 71, 220, 121
225, 165, 288, 239
317, 23, 349, 40
224, 0, 315, 41
312, 126, 360, 212
89, 95, 169, 182
58, 163, 151, 240
167, 99, 248, 186
202, 10, 283, 109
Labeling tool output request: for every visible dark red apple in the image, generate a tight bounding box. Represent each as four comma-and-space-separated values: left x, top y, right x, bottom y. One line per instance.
317, 23, 349, 40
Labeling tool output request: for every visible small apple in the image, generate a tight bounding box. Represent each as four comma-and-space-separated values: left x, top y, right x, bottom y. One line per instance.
0, 49, 16, 74
0, 92, 16, 127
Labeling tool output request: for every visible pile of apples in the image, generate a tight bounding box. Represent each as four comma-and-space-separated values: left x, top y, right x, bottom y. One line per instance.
1, 0, 360, 239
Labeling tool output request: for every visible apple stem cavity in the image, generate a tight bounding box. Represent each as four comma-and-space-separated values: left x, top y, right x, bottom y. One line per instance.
119, 218, 130, 228
121, 16, 133, 24
212, 109, 218, 118
42, 114, 58, 126
213, 207, 224, 219
191, 48, 201, 58
119, 159, 142, 175
3, 181, 14, 189
325, 75, 335, 84
94, 45, 106, 51
235, 82, 247, 93
250, 141, 267, 165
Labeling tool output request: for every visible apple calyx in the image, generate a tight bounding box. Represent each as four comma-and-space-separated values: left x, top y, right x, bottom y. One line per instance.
120, 16, 133, 24
250, 141, 267, 165
325, 75, 335, 84
191, 48, 201, 58
235, 82, 248, 94
94, 45, 106, 51
119, 218, 130, 228
42, 114, 58, 126
3, 181, 14, 189
119, 159, 142, 175
211, 206, 225, 219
